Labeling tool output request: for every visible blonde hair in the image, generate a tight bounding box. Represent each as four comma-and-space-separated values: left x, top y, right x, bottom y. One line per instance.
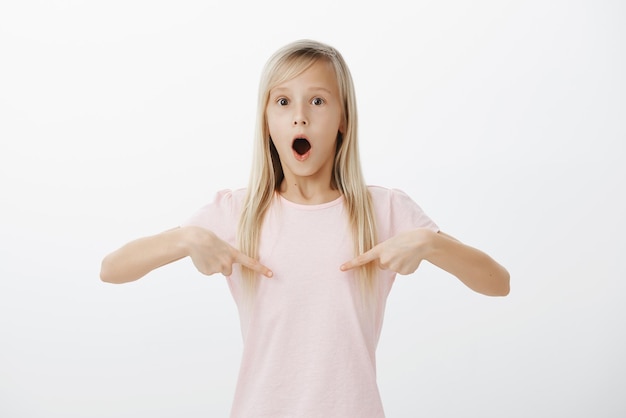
238, 39, 377, 297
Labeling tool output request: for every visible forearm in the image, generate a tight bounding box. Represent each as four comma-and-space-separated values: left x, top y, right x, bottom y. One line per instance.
426, 231, 510, 296
100, 227, 189, 284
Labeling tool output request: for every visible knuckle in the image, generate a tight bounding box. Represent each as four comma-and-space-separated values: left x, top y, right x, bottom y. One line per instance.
200, 266, 215, 276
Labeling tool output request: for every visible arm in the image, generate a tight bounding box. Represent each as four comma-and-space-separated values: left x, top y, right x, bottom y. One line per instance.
100, 226, 272, 284
426, 231, 510, 296
341, 228, 510, 297
100, 227, 188, 284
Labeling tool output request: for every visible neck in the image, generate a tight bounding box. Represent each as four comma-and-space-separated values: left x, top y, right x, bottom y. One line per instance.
279, 177, 341, 205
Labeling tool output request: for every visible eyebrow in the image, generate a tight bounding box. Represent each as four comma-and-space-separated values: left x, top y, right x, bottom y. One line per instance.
270, 86, 334, 95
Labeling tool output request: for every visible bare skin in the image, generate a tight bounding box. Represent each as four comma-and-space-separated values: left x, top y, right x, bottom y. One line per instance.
100, 226, 272, 284
101, 59, 509, 296
266, 60, 509, 296
341, 229, 509, 296
266, 60, 344, 205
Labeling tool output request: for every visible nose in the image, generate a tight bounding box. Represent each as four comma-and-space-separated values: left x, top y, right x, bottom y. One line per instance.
293, 103, 308, 126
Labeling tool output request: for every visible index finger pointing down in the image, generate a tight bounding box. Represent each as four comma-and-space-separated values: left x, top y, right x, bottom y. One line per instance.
235, 251, 273, 278
340, 247, 379, 271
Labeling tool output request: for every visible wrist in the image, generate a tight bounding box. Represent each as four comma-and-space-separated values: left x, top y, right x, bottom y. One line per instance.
415, 228, 439, 260
171, 226, 194, 257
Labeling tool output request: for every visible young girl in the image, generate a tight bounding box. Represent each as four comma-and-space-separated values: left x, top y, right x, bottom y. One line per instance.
100, 39, 510, 418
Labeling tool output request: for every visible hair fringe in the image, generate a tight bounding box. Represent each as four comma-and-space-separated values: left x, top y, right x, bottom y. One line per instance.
238, 39, 378, 307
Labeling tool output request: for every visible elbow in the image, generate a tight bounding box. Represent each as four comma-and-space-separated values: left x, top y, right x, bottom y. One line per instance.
473, 268, 510, 297
501, 268, 511, 296
495, 282, 510, 297
479, 282, 509, 297
99, 256, 115, 283
99, 255, 124, 284
100, 254, 140, 284
491, 269, 510, 297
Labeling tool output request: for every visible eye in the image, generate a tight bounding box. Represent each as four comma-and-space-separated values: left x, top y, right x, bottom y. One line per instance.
311, 97, 325, 106
277, 98, 289, 106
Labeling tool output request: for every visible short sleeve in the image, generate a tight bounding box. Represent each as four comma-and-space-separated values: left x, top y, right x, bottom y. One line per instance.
180, 189, 245, 246
369, 186, 439, 242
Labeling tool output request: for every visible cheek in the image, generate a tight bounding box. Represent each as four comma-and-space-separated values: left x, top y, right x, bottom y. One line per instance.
266, 112, 283, 136
265, 119, 278, 141
266, 123, 287, 153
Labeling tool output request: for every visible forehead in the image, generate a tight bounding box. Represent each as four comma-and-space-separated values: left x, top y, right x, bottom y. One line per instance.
270, 59, 339, 94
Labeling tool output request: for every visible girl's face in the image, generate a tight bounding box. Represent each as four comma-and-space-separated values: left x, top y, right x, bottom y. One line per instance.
266, 59, 344, 189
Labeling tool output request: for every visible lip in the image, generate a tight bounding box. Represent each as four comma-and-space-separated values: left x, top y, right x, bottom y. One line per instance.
292, 135, 312, 161
293, 147, 311, 161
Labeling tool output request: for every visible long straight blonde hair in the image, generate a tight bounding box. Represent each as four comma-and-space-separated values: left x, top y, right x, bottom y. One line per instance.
238, 39, 377, 295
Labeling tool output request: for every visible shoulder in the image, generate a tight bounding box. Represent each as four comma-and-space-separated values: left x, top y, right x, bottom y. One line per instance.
181, 188, 247, 229
367, 185, 439, 237
212, 188, 247, 211
367, 185, 416, 208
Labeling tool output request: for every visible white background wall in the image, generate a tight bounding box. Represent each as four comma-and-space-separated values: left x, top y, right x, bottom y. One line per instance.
1, 0, 624, 417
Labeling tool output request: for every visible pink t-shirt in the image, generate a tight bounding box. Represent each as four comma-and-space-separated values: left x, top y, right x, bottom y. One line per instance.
183, 186, 438, 418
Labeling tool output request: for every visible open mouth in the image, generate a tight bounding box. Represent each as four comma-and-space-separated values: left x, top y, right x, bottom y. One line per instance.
292, 138, 311, 156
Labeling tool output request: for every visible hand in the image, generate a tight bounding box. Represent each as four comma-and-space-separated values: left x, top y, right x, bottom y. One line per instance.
182, 226, 273, 278
340, 228, 435, 275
